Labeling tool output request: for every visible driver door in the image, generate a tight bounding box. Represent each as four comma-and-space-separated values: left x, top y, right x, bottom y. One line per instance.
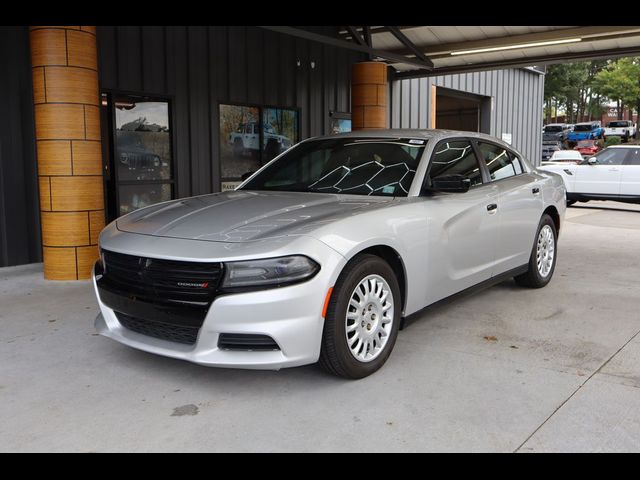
574, 149, 625, 195
420, 139, 500, 305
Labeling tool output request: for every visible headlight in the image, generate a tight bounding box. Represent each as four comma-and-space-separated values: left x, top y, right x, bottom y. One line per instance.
221, 255, 320, 290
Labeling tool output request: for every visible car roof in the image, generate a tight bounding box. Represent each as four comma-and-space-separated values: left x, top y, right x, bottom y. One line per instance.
575, 121, 598, 126
604, 144, 637, 148
545, 123, 566, 127
309, 128, 514, 149
552, 150, 583, 157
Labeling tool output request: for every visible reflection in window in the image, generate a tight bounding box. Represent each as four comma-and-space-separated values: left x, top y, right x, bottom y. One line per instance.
242, 138, 424, 197
118, 183, 172, 216
429, 140, 483, 187
593, 148, 627, 166
478, 142, 518, 181
112, 95, 174, 217
219, 104, 261, 191
115, 101, 172, 182
262, 108, 298, 163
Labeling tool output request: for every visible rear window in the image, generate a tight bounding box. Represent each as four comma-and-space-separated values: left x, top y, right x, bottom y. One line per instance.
573, 124, 594, 132
608, 121, 629, 128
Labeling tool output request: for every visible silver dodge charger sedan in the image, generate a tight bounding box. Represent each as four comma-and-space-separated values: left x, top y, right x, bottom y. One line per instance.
93, 130, 566, 379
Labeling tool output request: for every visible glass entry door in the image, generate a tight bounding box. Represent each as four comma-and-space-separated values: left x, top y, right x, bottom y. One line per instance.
105, 93, 174, 219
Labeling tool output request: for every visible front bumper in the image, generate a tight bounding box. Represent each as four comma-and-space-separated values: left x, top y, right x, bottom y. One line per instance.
93, 236, 346, 370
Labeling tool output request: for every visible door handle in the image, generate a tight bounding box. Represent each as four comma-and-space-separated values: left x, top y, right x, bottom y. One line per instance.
486, 203, 498, 213
532, 187, 540, 194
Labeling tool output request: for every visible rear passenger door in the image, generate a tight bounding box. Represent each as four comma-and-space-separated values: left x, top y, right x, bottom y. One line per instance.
621, 147, 640, 197
475, 141, 543, 274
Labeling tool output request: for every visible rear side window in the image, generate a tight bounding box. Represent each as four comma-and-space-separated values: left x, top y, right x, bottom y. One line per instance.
624, 148, 640, 166
477, 142, 521, 181
428, 140, 483, 187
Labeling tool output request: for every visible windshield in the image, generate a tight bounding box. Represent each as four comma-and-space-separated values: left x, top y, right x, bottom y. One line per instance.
608, 121, 628, 128
574, 124, 595, 131
241, 137, 426, 197
577, 140, 595, 147
544, 125, 563, 132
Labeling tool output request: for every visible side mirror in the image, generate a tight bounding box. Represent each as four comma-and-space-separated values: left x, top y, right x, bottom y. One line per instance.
430, 174, 471, 193
241, 171, 255, 181
587, 157, 597, 165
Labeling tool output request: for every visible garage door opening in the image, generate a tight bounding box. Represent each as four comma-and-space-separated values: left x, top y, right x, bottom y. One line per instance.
434, 87, 491, 134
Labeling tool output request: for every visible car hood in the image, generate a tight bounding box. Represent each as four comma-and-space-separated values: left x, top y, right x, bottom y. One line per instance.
116, 190, 392, 242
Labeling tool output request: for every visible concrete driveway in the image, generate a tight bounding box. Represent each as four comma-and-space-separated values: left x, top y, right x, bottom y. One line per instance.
1, 201, 639, 452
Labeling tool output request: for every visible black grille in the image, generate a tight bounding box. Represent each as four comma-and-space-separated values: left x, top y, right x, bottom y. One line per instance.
101, 250, 223, 305
218, 333, 280, 351
116, 312, 199, 345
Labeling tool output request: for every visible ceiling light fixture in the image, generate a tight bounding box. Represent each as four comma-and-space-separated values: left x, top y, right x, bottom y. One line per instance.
450, 37, 582, 56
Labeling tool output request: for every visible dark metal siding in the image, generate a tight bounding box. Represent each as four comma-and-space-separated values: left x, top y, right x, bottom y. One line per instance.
390, 68, 545, 165
0, 26, 41, 267
97, 26, 364, 198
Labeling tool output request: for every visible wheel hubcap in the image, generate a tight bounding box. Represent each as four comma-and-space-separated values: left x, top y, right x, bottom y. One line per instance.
536, 225, 555, 278
345, 274, 394, 363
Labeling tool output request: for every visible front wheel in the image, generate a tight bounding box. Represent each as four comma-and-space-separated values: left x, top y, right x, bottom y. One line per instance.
514, 214, 558, 288
319, 254, 401, 379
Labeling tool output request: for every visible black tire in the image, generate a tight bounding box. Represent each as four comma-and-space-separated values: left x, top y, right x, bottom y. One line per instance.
319, 254, 401, 379
514, 214, 558, 288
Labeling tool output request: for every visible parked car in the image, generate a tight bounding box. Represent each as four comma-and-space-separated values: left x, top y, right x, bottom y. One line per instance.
228, 121, 293, 157
567, 121, 605, 143
543, 150, 584, 165
574, 139, 600, 158
93, 130, 566, 379
542, 123, 571, 143
539, 145, 640, 205
604, 120, 636, 142
542, 142, 561, 161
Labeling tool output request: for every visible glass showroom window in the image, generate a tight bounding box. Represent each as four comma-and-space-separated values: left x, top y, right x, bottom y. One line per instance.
219, 103, 299, 191
112, 94, 174, 216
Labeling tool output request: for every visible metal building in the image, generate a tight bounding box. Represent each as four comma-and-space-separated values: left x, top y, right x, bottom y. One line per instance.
391, 68, 545, 165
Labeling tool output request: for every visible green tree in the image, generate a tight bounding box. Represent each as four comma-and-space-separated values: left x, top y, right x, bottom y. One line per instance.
592, 57, 640, 120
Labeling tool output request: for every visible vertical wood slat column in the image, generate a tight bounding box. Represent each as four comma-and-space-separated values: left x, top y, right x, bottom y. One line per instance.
30, 26, 105, 280
351, 62, 388, 130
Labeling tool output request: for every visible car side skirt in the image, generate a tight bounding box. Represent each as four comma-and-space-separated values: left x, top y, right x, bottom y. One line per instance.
400, 265, 529, 330
567, 193, 640, 204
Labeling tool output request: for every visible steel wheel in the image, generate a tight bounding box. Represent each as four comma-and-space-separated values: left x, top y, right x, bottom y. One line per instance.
536, 224, 555, 278
345, 274, 394, 363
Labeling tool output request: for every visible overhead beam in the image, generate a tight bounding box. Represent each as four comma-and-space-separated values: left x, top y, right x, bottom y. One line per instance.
362, 26, 372, 47
345, 26, 366, 46
259, 26, 434, 70
385, 26, 640, 59
386, 26, 434, 68
392, 45, 640, 79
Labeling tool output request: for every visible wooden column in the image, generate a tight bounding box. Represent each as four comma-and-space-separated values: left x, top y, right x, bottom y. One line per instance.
30, 26, 105, 280
351, 62, 387, 130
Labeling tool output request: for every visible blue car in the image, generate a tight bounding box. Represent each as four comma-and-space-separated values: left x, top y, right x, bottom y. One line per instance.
567, 121, 605, 142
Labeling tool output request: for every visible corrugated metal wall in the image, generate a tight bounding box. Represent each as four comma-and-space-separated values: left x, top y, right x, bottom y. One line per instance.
390, 68, 545, 165
97, 26, 365, 199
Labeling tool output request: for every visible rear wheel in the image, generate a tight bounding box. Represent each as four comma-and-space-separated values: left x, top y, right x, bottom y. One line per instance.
514, 214, 557, 288
319, 254, 401, 379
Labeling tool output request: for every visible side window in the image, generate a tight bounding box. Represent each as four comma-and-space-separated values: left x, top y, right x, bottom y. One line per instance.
478, 142, 518, 181
624, 148, 640, 166
510, 152, 524, 174
428, 140, 483, 187
594, 149, 627, 166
